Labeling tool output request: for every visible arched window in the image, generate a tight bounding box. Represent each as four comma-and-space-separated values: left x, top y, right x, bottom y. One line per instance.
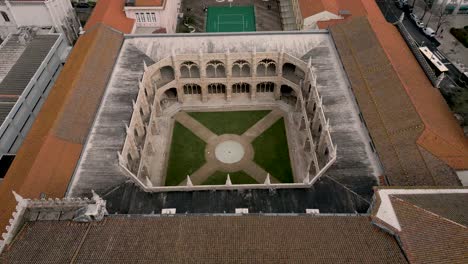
1, 11, 10, 22
232, 60, 251, 77
256, 59, 276, 76
183, 83, 202, 95
206, 60, 226, 78
256, 82, 275, 93
180, 61, 200, 78
207, 83, 226, 94
232, 83, 250, 93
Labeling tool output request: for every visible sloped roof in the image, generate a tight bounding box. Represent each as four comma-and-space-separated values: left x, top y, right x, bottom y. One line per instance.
358, 0, 468, 169
0, 216, 407, 263
299, 0, 367, 19
0, 34, 58, 124
299, 0, 338, 18
84, 0, 134, 34
395, 193, 468, 226
0, 24, 123, 235
134, 0, 164, 7
330, 17, 460, 185
391, 196, 468, 263
309, 0, 468, 173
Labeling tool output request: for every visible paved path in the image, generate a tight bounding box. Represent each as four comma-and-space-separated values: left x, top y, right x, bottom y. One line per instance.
243, 160, 280, 184
180, 163, 218, 186
174, 112, 217, 142
242, 109, 283, 142
174, 109, 284, 186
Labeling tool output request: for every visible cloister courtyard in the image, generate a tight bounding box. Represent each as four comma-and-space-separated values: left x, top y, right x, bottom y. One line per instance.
165, 110, 294, 186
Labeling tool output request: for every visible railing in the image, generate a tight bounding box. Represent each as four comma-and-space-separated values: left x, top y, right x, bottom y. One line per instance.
395, 21, 439, 86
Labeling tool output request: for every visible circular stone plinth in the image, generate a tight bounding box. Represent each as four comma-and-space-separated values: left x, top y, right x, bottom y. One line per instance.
214, 140, 245, 164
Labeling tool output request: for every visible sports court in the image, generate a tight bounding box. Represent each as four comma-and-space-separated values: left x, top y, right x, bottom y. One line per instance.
206, 6, 256, 32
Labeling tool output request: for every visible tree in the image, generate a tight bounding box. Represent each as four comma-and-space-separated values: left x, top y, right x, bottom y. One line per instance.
434, 7, 451, 34
421, 0, 434, 21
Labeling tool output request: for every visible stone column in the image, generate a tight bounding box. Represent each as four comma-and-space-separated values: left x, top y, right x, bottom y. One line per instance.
250, 81, 257, 100
226, 82, 232, 102
251, 47, 257, 77
274, 82, 281, 100
199, 51, 208, 102
171, 50, 180, 82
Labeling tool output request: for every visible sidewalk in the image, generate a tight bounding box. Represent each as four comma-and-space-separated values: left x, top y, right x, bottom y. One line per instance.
413, 5, 468, 72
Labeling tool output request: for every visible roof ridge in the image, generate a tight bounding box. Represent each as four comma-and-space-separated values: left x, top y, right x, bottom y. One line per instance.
390, 195, 467, 229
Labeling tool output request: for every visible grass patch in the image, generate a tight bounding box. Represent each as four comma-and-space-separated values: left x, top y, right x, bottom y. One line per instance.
202, 171, 257, 185
165, 122, 206, 186
450, 27, 468, 48
187, 110, 271, 135
252, 118, 293, 183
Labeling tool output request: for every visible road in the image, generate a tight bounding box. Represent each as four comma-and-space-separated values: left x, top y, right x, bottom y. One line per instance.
375, 0, 468, 89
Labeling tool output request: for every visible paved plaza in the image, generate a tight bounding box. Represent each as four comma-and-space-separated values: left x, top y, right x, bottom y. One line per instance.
169, 109, 288, 185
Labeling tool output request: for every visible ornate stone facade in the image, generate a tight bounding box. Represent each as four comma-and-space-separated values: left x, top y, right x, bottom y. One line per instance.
118, 49, 337, 191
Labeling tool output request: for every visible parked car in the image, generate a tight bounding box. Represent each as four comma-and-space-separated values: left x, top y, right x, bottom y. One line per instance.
423, 27, 436, 37
410, 13, 419, 22
415, 21, 425, 29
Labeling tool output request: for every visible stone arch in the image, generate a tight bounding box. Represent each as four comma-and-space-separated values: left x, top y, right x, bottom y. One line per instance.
152, 65, 175, 88
256, 59, 276, 76
183, 83, 202, 95
180, 61, 200, 78
282, 62, 305, 84
1, 11, 10, 22
206, 60, 226, 78
280, 85, 297, 105
256, 82, 275, 93
232, 83, 250, 94
207, 83, 226, 94
232, 60, 251, 77
163, 87, 178, 99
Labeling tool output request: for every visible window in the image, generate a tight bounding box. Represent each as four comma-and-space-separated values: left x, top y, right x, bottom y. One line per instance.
151, 13, 156, 22
1, 11, 10, 22
141, 13, 146, 22
136, 13, 141, 23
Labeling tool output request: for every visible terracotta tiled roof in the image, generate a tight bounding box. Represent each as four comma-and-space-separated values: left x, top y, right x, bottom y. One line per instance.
0, 24, 123, 235
391, 196, 468, 263
299, 0, 337, 18
395, 193, 468, 226
359, 0, 468, 169
307, 0, 468, 171
84, 0, 135, 34
299, 0, 367, 19
134, 0, 164, 7
0, 216, 407, 263
331, 17, 459, 185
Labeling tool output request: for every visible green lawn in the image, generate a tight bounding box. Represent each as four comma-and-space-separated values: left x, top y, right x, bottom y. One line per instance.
165, 122, 206, 186
187, 110, 271, 135
252, 118, 293, 183
202, 171, 258, 185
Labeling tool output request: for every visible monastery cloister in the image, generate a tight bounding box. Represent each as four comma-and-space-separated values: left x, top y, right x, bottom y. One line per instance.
118, 49, 338, 191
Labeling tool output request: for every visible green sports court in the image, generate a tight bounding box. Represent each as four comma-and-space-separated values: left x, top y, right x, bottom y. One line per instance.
206, 6, 256, 32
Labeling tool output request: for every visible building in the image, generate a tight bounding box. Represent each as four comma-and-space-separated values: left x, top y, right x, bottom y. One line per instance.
85, 0, 181, 34
124, 0, 181, 34
435, 0, 468, 14
0, 28, 68, 179
0, 0, 80, 45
